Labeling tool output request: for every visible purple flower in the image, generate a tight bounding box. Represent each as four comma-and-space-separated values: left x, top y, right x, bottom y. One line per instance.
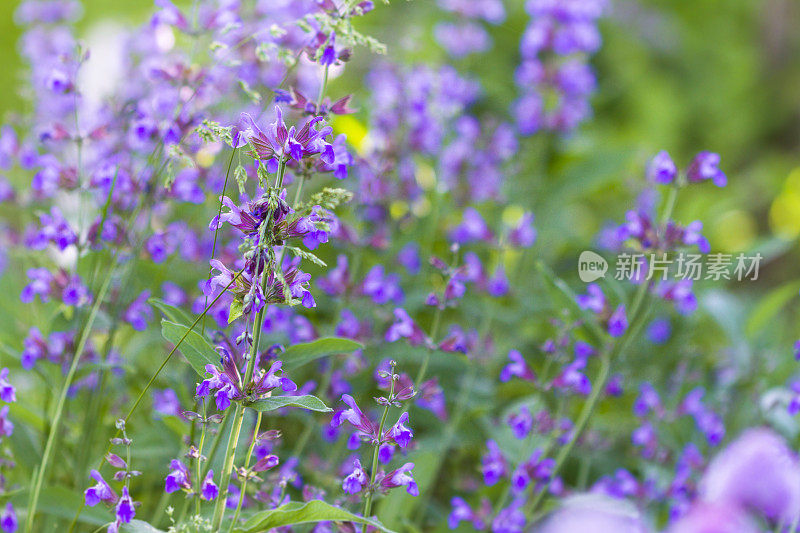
481, 440, 507, 486
385, 308, 427, 346
115, 486, 136, 524
699, 427, 800, 524
434, 22, 491, 58
450, 208, 493, 244
342, 458, 368, 494
647, 151, 677, 184
576, 283, 605, 313
235, 108, 334, 167
647, 318, 671, 344
607, 305, 627, 337
397, 243, 421, 274
361, 265, 403, 304
687, 151, 726, 187
331, 394, 377, 439
0, 502, 16, 533
508, 212, 537, 247
379, 462, 419, 496
500, 350, 536, 383
0, 369, 15, 403
383, 412, 413, 448
84, 470, 116, 506
201, 470, 218, 501
508, 405, 533, 439
539, 495, 650, 533
124, 290, 153, 331
667, 503, 758, 533
164, 459, 190, 493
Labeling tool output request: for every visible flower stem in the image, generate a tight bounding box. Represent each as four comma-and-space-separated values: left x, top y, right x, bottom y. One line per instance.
25, 262, 116, 533
363, 377, 395, 518
196, 399, 208, 516
228, 411, 262, 533
211, 403, 245, 530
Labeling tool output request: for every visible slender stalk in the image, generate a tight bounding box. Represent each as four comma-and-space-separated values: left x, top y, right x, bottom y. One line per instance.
196, 399, 208, 516
212, 159, 288, 531
363, 377, 395, 518
25, 262, 116, 533
228, 411, 262, 533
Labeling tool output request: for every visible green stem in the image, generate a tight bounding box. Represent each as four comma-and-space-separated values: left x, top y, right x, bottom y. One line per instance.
362, 377, 395, 518
196, 399, 208, 516
228, 411, 262, 533
25, 263, 116, 533
212, 403, 245, 530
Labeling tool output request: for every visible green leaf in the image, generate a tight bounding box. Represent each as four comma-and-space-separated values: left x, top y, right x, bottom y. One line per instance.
235, 500, 397, 533
246, 395, 332, 413
149, 298, 194, 327
282, 337, 363, 372
229, 298, 244, 324
745, 279, 800, 338
284, 245, 327, 268
122, 520, 167, 532
161, 320, 218, 377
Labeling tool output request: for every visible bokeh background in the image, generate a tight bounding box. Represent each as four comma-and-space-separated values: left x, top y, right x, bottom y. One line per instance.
1, 1, 800, 527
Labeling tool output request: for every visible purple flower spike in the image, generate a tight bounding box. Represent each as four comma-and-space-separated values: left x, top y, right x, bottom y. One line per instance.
384, 412, 413, 448
687, 151, 726, 187
115, 486, 136, 524
0, 369, 15, 403
481, 440, 507, 486
164, 459, 190, 493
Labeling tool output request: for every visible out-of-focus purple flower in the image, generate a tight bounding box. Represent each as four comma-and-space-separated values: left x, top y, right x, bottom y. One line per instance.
0, 502, 16, 533
508, 212, 537, 247
539, 494, 650, 533
492, 500, 526, 533
699, 428, 800, 524
667, 502, 758, 533
508, 405, 533, 439
385, 308, 427, 346
647, 318, 671, 344
647, 151, 677, 184
687, 152, 726, 187
361, 265, 404, 304
481, 439, 507, 486
434, 22, 490, 58
450, 208, 493, 244
500, 350, 536, 383
397, 243, 421, 274
576, 283, 605, 313
0, 369, 15, 403
607, 305, 627, 337
124, 290, 153, 331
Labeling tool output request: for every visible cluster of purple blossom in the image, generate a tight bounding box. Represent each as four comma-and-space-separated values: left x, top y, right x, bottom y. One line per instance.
515, 0, 606, 134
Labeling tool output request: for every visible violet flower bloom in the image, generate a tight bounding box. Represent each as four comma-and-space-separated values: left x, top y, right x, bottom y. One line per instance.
115, 486, 136, 524
492, 500, 526, 533
84, 470, 116, 506
379, 462, 419, 496
481, 440, 507, 486
331, 394, 377, 441
687, 151, 726, 187
235, 108, 334, 169
0, 503, 16, 533
361, 265, 403, 305
499, 350, 536, 383
508, 405, 533, 439
0, 406, 12, 438
0, 369, 15, 403
383, 412, 413, 448
124, 290, 153, 331
164, 459, 191, 493
647, 318, 671, 344
508, 212, 537, 247
449, 207, 493, 244
196, 349, 297, 411
607, 305, 628, 337
385, 308, 427, 346
434, 22, 490, 58
699, 427, 800, 524
201, 470, 218, 501
576, 283, 605, 313
342, 458, 368, 494
647, 151, 677, 184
